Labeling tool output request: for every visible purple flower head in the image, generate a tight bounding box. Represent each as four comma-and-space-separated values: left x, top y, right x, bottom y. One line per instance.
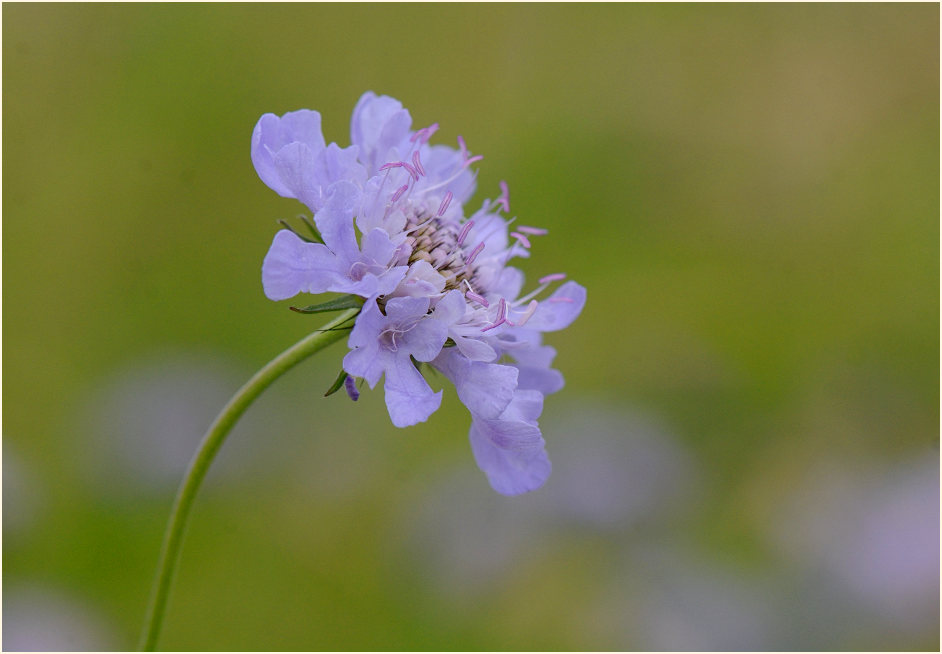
252, 92, 586, 495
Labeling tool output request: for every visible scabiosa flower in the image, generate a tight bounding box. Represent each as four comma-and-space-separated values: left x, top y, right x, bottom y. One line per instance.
252, 92, 586, 495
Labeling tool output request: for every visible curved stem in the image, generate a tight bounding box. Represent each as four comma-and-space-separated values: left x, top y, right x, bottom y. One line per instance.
138, 307, 360, 651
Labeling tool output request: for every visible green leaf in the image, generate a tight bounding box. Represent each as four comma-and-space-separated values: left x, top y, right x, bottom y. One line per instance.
298, 215, 324, 243
290, 295, 364, 314
277, 219, 317, 243
323, 369, 348, 397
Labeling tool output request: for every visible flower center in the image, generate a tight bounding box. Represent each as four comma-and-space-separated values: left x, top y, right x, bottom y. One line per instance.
403, 214, 477, 292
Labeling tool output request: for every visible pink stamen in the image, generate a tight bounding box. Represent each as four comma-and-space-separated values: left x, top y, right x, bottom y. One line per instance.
411, 122, 439, 144
539, 273, 567, 284
380, 160, 418, 181
465, 291, 489, 307
465, 242, 485, 266
517, 225, 548, 236
456, 219, 474, 245
497, 181, 510, 213
457, 135, 483, 168
391, 184, 409, 202
401, 162, 419, 181
412, 150, 425, 176
515, 300, 539, 327
437, 191, 454, 218
549, 297, 575, 303
510, 231, 531, 248
495, 298, 506, 322
481, 318, 506, 332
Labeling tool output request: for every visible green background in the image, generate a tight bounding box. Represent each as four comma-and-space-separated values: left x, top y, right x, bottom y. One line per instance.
3, 3, 938, 650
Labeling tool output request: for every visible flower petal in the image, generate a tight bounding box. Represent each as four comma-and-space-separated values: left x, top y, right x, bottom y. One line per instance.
384, 355, 442, 427
314, 180, 361, 263
270, 141, 324, 211
261, 230, 341, 301
384, 295, 431, 323
469, 390, 551, 496
343, 300, 388, 387
524, 281, 587, 332
432, 349, 517, 420
251, 110, 325, 199
403, 316, 449, 362
311, 143, 367, 191
512, 343, 565, 395
350, 92, 413, 175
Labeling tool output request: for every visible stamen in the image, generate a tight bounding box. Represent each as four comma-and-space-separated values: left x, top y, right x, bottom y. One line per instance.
515, 300, 539, 327
539, 273, 566, 284
411, 122, 439, 144
380, 160, 419, 181
391, 184, 409, 202
510, 231, 531, 248
344, 375, 360, 402
437, 191, 454, 218
497, 181, 510, 213
401, 162, 419, 180
456, 219, 474, 245
457, 135, 483, 168
481, 318, 506, 332
495, 298, 507, 322
465, 242, 485, 266
465, 291, 489, 307
517, 225, 548, 236
412, 150, 425, 177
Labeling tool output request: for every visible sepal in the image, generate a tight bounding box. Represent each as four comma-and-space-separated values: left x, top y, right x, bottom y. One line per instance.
290, 294, 364, 314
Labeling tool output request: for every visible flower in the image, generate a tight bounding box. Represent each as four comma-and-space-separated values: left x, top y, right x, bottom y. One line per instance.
252, 92, 586, 495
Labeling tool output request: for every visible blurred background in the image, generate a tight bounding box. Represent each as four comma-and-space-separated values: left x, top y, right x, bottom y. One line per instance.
3, 3, 938, 651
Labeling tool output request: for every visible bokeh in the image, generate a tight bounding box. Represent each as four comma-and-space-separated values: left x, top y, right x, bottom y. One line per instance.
3, 3, 938, 651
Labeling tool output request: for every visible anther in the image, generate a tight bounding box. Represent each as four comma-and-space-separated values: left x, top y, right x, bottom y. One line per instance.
497, 181, 510, 213
517, 226, 548, 236
465, 242, 485, 266
456, 219, 474, 245
495, 298, 507, 323
465, 291, 489, 307
481, 317, 506, 332
539, 273, 566, 284
412, 150, 425, 176
437, 191, 454, 218
515, 300, 539, 327
380, 161, 419, 181
391, 184, 409, 202
510, 231, 531, 248
401, 162, 419, 181
457, 135, 483, 168
411, 123, 439, 144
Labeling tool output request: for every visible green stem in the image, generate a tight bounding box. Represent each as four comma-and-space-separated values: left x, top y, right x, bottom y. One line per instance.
138, 307, 360, 651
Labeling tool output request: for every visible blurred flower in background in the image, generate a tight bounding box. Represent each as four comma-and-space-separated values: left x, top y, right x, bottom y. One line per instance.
764, 450, 939, 642
2, 585, 119, 651
76, 352, 277, 493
